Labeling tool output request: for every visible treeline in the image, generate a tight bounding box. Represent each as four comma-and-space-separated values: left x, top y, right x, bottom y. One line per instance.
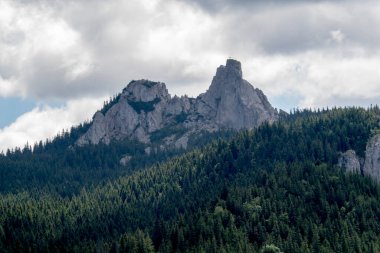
0, 107, 380, 252
0, 120, 233, 196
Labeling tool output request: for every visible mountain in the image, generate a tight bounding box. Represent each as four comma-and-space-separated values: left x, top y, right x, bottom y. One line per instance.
1, 107, 380, 253
2, 59, 380, 253
77, 59, 278, 149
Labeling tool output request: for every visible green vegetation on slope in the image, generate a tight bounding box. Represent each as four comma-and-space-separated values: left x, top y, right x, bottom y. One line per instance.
127, 97, 161, 114
0, 107, 380, 252
0, 106, 233, 196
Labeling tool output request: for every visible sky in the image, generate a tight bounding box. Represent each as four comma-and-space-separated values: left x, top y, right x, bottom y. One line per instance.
1, 0, 380, 151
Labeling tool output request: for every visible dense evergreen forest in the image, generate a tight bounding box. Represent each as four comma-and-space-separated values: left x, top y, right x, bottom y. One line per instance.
0, 121, 233, 196
1, 107, 380, 252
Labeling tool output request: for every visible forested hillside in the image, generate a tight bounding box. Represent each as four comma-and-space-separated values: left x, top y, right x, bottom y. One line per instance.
0, 122, 232, 196
1, 107, 380, 252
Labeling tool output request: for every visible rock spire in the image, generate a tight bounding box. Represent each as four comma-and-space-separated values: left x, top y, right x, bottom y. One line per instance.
77, 59, 278, 148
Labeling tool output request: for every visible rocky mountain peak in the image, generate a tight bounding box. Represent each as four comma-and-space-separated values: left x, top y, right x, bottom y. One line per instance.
122, 80, 170, 102
225, 58, 243, 78
213, 58, 243, 82
77, 59, 278, 148
201, 59, 277, 129
210, 59, 243, 91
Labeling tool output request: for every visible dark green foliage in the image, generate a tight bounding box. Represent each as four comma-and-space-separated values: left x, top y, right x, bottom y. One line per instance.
121, 80, 159, 91
174, 112, 188, 123
119, 230, 154, 253
261, 244, 283, 253
0, 107, 380, 252
0, 136, 146, 196
0, 125, 232, 196
186, 130, 235, 148
101, 94, 121, 114
149, 126, 187, 143
124, 80, 160, 89
128, 97, 161, 114
140, 80, 160, 88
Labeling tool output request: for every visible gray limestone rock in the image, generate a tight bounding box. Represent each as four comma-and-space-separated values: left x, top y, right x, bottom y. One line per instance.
76, 59, 278, 148
121, 80, 170, 102
144, 147, 152, 155
119, 155, 132, 166
200, 59, 277, 129
78, 80, 169, 145
175, 135, 189, 149
363, 134, 380, 182
166, 95, 192, 116
77, 111, 107, 145
338, 150, 361, 173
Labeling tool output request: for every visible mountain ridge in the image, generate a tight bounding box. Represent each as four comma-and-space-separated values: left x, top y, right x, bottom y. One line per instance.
76, 59, 278, 148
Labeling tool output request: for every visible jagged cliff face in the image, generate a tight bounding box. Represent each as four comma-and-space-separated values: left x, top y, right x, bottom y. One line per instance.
201, 59, 276, 129
338, 150, 361, 174
338, 134, 380, 183
77, 81, 170, 145
77, 59, 278, 148
363, 134, 380, 182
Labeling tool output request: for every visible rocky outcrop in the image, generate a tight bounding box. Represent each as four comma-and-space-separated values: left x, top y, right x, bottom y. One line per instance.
77, 59, 278, 147
338, 150, 361, 173
77, 80, 170, 145
337, 134, 380, 183
201, 59, 277, 129
363, 134, 380, 182
119, 155, 132, 166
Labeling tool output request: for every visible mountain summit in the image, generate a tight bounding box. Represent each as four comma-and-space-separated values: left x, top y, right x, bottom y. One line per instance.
77, 59, 278, 148
202, 59, 276, 129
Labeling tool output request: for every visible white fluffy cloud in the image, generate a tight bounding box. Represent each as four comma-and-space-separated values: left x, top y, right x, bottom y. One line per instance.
2, 0, 379, 100
1, 0, 380, 150
244, 51, 380, 108
0, 0, 94, 99
0, 0, 226, 100
0, 98, 104, 151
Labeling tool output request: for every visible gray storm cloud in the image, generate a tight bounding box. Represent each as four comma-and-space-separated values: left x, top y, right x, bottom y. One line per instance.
1, 0, 380, 103
1, 0, 380, 150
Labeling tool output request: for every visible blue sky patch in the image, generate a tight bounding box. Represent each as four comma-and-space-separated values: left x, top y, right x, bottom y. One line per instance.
0, 97, 36, 129
271, 92, 303, 113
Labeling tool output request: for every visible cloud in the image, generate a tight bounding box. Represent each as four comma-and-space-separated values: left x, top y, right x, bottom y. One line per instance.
1, 0, 380, 148
181, 0, 329, 13
2, 0, 380, 100
0, 0, 95, 99
0, 97, 104, 151
0, 0, 227, 100
243, 51, 380, 109
217, 1, 380, 55
330, 30, 345, 43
